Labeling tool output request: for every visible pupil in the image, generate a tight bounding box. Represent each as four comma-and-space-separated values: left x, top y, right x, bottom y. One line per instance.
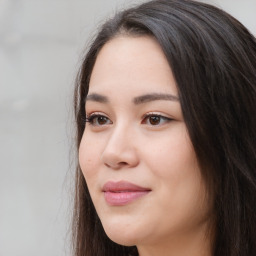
150, 116, 160, 125
98, 116, 106, 125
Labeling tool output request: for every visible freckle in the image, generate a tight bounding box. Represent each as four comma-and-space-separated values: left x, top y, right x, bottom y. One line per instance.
87, 158, 93, 164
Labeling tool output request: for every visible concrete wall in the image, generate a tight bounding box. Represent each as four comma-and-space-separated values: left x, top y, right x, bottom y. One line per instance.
0, 1, 255, 255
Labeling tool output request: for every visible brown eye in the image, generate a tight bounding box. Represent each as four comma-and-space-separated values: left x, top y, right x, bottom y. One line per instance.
149, 116, 161, 125
142, 114, 172, 126
86, 114, 112, 126
97, 116, 108, 125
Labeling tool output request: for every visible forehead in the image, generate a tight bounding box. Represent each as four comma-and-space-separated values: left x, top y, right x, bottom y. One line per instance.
89, 35, 178, 97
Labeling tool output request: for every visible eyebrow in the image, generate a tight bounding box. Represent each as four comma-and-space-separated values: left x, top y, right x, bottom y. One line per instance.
86, 93, 109, 103
85, 92, 179, 104
133, 93, 179, 104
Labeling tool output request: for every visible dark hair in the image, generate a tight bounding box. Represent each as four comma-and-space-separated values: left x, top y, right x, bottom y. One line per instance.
73, 1, 256, 255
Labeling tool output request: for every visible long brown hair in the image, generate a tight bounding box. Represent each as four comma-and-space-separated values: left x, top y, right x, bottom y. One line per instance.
73, 1, 256, 255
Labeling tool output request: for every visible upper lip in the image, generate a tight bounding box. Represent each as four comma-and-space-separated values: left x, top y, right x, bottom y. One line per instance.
103, 181, 151, 192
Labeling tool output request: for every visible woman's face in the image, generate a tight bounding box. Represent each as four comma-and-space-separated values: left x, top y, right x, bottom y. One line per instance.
79, 36, 212, 250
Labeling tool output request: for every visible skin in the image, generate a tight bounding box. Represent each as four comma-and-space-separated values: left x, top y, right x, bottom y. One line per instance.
79, 36, 213, 256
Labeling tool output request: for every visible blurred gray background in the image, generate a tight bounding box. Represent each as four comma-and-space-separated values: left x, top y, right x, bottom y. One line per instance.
0, 0, 255, 255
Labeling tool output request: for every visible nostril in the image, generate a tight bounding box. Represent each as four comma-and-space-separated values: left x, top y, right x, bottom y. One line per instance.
104, 161, 128, 169
102, 145, 139, 169
104, 163, 112, 168
119, 162, 128, 167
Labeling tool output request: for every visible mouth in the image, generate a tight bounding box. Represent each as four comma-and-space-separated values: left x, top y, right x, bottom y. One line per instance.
102, 181, 151, 206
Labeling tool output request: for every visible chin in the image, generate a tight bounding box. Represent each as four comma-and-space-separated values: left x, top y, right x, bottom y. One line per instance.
102, 221, 141, 246
108, 235, 136, 247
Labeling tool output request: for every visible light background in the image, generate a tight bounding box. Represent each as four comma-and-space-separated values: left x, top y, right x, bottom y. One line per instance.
0, 0, 255, 255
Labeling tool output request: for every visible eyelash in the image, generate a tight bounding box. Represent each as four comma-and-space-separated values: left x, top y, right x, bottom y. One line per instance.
85, 113, 112, 126
142, 113, 173, 126
85, 112, 173, 127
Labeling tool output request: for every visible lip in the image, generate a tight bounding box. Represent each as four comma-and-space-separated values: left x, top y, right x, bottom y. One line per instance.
102, 181, 151, 206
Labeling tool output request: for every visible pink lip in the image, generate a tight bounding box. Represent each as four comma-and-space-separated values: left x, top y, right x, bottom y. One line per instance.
102, 181, 151, 206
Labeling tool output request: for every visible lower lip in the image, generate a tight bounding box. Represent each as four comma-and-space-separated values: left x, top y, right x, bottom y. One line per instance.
104, 191, 150, 206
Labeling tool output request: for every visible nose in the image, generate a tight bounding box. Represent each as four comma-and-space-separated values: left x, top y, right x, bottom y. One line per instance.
101, 125, 139, 170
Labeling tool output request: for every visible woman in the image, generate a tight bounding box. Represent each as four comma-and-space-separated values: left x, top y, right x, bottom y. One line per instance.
73, 0, 256, 255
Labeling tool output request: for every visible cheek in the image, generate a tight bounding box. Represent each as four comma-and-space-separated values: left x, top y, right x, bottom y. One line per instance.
142, 126, 207, 212
78, 133, 100, 181
144, 125, 198, 179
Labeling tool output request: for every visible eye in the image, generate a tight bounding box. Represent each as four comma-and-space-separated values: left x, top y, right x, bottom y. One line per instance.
142, 113, 172, 126
85, 113, 112, 126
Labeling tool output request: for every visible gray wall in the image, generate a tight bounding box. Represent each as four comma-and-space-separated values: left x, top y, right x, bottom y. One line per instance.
0, 1, 255, 255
